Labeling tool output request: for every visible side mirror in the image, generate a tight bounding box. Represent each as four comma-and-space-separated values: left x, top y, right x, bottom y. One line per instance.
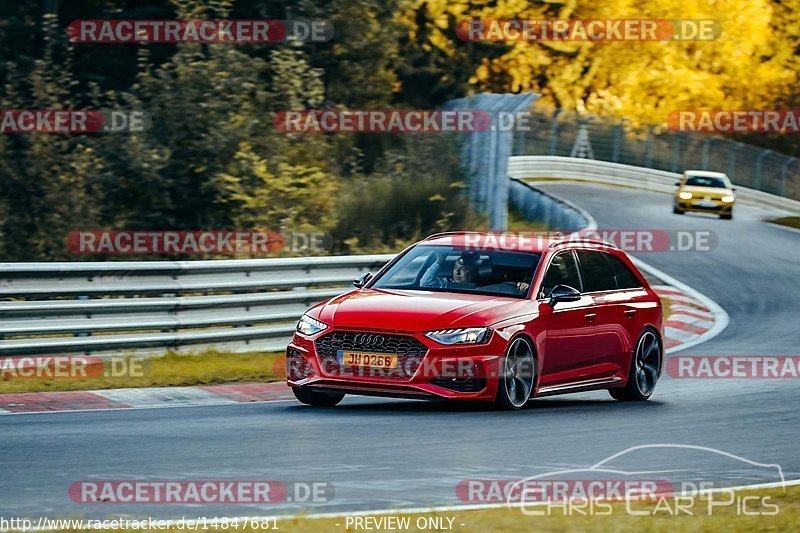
353, 272, 373, 288
674, 181, 681, 186
731, 187, 737, 192
548, 284, 581, 307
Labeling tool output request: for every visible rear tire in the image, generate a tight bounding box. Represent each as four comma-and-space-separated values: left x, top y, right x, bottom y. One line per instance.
292, 387, 345, 407
610, 329, 661, 402
495, 337, 536, 410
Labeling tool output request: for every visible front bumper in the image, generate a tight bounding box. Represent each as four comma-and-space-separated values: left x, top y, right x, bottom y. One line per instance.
286, 329, 507, 401
677, 198, 733, 214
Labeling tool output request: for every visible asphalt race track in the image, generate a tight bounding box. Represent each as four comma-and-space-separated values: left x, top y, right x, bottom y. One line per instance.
2, 183, 799, 519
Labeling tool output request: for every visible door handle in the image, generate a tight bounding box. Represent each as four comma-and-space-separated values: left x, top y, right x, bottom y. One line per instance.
624, 309, 637, 317
584, 312, 597, 322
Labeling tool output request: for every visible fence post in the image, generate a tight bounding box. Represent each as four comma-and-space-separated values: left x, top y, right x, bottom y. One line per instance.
643, 126, 656, 168
487, 127, 498, 219
701, 138, 717, 170
514, 121, 525, 156
549, 109, 562, 156
570, 115, 597, 159
779, 157, 796, 197
671, 134, 682, 173
727, 142, 744, 181
755, 149, 772, 190
611, 119, 625, 163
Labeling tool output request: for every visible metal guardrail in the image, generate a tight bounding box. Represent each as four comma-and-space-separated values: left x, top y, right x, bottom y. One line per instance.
508, 156, 800, 215
513, 109, 800, 202
7, 115, 799, 359
0, 255, 393, 356
509, 178, 595, 232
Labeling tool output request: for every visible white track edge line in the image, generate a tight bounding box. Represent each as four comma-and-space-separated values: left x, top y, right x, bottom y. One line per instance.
631, 257, 729, 354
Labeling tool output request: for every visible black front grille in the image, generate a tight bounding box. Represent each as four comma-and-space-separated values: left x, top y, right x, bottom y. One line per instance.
692, 203, 723, 211
429, 377, 487, 393
314, 331, 428, 380
286, 348, 314, 380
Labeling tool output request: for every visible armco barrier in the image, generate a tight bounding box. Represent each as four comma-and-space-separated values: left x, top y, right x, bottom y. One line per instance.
0, 255, 392, 356
510, 179, 596, 232
508, 156, 800, 215
3, 157, 795, 358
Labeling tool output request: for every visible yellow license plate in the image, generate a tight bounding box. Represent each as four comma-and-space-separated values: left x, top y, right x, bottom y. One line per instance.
338, 351, 398, 369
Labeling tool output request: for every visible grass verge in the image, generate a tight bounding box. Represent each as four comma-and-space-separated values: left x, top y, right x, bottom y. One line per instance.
0, 350, 284, 394
521, 176, 645, 191
770, 216, 800, 230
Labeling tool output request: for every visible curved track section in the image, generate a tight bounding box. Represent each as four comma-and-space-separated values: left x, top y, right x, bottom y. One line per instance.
2, 183, 799, 519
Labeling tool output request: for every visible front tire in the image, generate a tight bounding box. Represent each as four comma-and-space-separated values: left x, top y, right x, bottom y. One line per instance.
720, 212, 732, 220
292, 387, 345, 407
610, 329, 661, 401
495, 337, 536, 410
673, 204, 684, 215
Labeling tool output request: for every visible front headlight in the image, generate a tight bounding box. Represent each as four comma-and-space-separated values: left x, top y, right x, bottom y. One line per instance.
679, 191, 693, 200
721, 195, 735, 203
296, 314, 328, 336
425, 327, 492, 345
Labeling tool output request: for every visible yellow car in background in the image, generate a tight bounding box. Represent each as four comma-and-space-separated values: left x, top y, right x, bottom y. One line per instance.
673, 170, 736, 219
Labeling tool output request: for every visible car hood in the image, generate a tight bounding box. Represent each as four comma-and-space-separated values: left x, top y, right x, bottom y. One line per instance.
309, 288, 534, 332
682, 185, 733, 197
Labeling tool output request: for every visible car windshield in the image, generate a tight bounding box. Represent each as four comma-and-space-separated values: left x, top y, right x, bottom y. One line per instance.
685, 175, 727, 188
371, 245, 540, 299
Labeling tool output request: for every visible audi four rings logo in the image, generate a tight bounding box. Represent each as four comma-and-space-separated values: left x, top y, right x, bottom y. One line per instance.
353, 334, 386, 347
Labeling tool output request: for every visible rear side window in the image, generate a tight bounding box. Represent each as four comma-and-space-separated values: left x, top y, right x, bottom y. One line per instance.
541, 251, 582, 297
605, 254, 642, 289
577, 251, 617, 293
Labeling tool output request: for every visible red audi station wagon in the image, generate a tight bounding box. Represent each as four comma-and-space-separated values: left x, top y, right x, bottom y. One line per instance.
286, 232, 664, 410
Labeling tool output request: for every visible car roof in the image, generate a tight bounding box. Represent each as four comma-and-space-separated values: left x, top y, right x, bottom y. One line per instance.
684, 170, 729, 178
420, 231, 617, 253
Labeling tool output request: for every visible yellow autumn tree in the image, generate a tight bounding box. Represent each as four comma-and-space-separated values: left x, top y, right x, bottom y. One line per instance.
402, 0, 797, 127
